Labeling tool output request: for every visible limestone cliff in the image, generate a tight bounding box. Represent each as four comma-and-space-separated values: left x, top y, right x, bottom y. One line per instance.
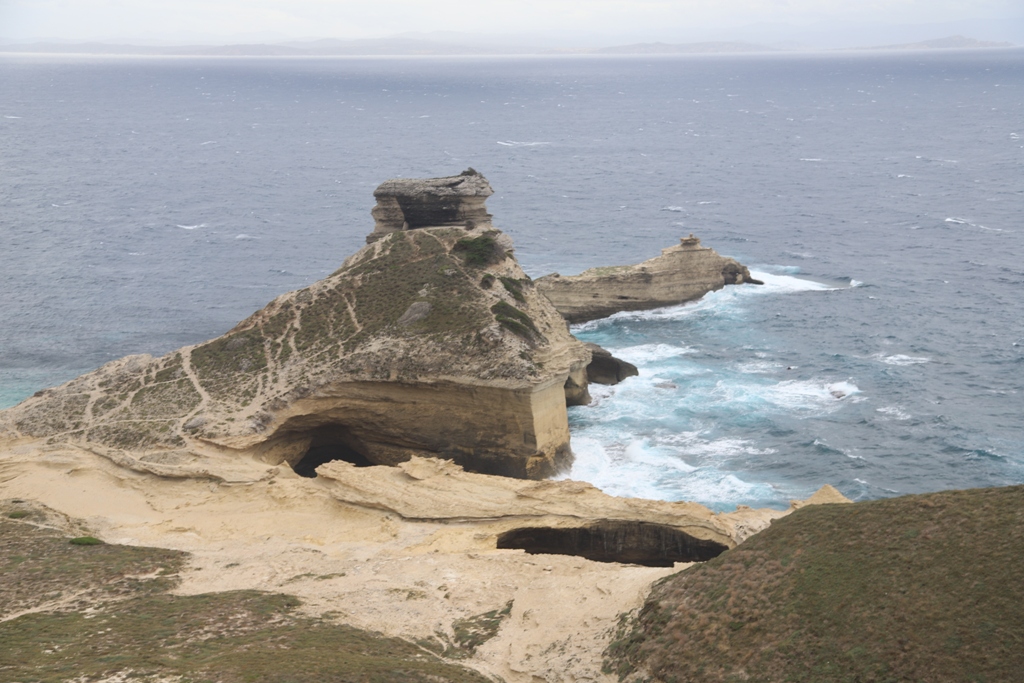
0, 225, 590, 480
367, 168, 494, 243
536, 234, 760, 323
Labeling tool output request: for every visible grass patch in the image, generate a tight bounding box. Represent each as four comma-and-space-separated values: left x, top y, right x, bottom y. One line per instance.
0, 518, 489, 683
491, 301, 538, 340
68, 536, 104, 546
605, 485, 1024, 683
450, 601, 514, 655
6, 511, 30, 519
452, 234, 504, 267
499, 276, 526, 303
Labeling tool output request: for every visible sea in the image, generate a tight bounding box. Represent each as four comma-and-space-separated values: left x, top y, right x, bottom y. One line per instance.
1, 49, 1022, 511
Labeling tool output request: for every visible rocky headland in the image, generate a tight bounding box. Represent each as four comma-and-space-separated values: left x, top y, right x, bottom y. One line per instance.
0, 170, 854, 682
0, 214, 589, 480
536, 234, 761, 323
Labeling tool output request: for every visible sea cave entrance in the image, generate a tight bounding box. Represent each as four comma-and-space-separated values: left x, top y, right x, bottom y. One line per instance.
290, 423, 375, 478
496, 521, 729, 567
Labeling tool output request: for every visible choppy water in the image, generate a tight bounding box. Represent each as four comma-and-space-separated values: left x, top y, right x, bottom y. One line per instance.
1, 50, 1022, 509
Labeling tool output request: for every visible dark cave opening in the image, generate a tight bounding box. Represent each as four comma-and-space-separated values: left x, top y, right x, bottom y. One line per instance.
496, 521, 729, 567
290, 424, 376, 478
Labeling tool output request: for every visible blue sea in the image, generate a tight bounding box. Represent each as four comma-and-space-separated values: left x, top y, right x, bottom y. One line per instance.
1, 50, 1022, 510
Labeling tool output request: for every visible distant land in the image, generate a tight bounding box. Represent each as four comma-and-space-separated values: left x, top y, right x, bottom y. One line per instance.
0, 35, 1015, 56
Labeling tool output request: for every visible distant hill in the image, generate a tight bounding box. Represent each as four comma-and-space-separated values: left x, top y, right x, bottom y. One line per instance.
0, 41, 305, 56
861, 34, 1015, 50
605, 485, 1024, 683
0, 34, 1014, 56
594, 41, 777, 54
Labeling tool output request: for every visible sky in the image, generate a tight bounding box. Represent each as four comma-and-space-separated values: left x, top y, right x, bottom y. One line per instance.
1, 0, 1021, 45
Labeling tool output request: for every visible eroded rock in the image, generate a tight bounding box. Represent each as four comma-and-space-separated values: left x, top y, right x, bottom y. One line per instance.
536, 234, 760, 323
585, 343, 639, 385
367, 168, 495, 243
0, 223, 590, 480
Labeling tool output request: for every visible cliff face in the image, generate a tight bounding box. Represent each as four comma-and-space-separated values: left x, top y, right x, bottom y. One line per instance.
0, 225, 589, 480
536, 235, 758, 323
367, 168, 494, 243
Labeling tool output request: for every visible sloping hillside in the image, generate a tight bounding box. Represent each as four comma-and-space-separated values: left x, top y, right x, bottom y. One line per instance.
606, 485, 1024, 683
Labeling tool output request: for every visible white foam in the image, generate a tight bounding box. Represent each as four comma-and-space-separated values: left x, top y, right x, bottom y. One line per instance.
235, 234, 257, 240
611, 343, 694, 364
200, 141, 217, 145
736, 360, 783, 374
760, 379, 860, 410
496, 140, 550, 147
945, 217, 968, 224
660, 432, 776, 460
877, 406, 911, 420
572, 270, 837, 332
562, 435, 774, 506
747, 271, 836, 292
3, 116, 21, 119
176, 223, 207, 230
799, 158, 822, 161
877, 354, 930, 366
827, 381, 860, 399
661, 206, 684, 212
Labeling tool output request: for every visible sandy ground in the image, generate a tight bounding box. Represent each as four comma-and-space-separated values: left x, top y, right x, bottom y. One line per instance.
0, 443, 680, 682
0, 442, 845, 681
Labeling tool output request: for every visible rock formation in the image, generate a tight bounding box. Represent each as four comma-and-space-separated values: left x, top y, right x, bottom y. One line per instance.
536, 234, 761, 323
585, 342, 640, 385
0, 441, 849, 682
367, 168, 494, 243
0, 222, 590, 480
0, 169, 854, 683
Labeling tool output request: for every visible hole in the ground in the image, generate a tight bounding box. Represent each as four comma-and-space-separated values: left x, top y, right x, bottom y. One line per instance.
496, 521, 729, 567
291, 424, 375, 478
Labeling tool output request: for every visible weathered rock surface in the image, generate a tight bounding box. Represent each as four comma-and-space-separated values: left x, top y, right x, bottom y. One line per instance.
585, 343, 640, 385
367, 168, 494, 243
536, 234, 761, 323
0, 225, 590, 480
0, 442, 849, 683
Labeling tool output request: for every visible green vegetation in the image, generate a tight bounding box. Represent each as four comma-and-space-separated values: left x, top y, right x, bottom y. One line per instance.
68, 536, 104, 546
0, 517, 490, 683
452, 234, 504, 267
12, 392, 90, 438
6, 511, 30, 519
87, 420, 183, 451
499, 276, 526, 303
491, 301, 538, 340
450, 601, 514, 656
191, 328, 268, 403
605, 485, 1024, 683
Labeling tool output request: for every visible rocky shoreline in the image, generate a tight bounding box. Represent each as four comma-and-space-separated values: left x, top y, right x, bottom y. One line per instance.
0, 170, 834, 682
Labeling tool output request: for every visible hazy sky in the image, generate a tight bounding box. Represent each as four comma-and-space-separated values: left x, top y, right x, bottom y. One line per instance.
1, 0, 1021, 44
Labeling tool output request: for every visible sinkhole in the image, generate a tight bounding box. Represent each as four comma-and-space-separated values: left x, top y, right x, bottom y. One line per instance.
496, 521, 729, 567
290, 424, 376, 478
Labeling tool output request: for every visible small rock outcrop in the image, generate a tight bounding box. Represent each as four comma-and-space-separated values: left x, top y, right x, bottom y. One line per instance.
585, 343, 639, 385
367, 168, 494, 243
0, 219, 589, 480
536, 234, 760, 324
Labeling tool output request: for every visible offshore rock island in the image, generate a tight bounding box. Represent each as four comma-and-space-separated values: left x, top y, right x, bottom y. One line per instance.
0, 170, 856, 682
536, 234, 760, 324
